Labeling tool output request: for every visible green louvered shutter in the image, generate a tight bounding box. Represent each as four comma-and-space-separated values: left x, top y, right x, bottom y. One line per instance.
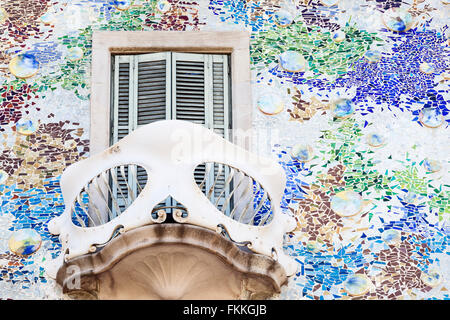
112, 55, 133, 144
112, 53, 172, 213
171, 53, 231, 212
172, 53, 208, 198
111, 55, 133, 214
134, 53, 171, 204
112, 52, 231, 214
135, 52, 172, 128
211, 55, 231, 213
112, 53, 171, 143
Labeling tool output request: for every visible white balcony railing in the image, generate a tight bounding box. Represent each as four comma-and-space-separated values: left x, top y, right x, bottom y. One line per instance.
45, 120, 297, 278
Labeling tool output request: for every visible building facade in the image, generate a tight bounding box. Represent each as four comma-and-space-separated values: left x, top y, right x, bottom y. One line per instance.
0, 0, 448, 300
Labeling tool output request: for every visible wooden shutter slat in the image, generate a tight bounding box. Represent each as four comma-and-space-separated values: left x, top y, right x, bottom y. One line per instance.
135, 53, 170, 127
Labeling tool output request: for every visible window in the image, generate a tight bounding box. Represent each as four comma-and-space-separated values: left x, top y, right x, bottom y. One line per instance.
110, 51, 231, 215
90, 31, 252, 154
111, 52, 231, 143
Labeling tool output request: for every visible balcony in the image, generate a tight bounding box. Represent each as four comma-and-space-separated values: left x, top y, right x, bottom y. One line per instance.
45, 120, 297, 299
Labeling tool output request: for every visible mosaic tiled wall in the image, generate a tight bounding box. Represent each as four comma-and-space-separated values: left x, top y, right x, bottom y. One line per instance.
0, 0, 448, 300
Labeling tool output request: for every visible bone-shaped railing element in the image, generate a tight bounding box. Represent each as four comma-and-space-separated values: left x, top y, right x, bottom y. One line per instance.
45, 120, 297, 278
71, 164, 148, 227
70, 163, 273, 229
195, 162, 274, 226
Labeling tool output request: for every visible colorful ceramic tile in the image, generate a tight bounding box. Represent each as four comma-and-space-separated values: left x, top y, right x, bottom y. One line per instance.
419, 62, 435, 74
291, 144, 314, 162
9, 53, 40, 79
64, 139, 78, 150
0, 169, 8, 185
332, 30, 346, 43
305, 240, 325, 253
420, 270, 442, 287
330, 190, 363, 217
344, 274, 372, 296
363, 50, 382, 63
8, 229, 42, 256
423, 158, 442, 173
382, 8, 415, 32
366, 133, 385, 147
15, 118, 37, 136
40, 10, 55, 25
419, 108, 444, 128
67, 47, 84, 62
381, 229, 401, 245
156, 0, 171, 13
257, 93, 285, 116
0, 7, 8, 23
403, 192, 419, 205
279, 51, 307, 73
274, 9, 294, 27
320, 0, 340, 6
113, 0, 131, 11
332, 99, 355, 118
288, 92, 330, 123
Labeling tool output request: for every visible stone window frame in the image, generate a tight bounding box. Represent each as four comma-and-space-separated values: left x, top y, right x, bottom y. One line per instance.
89, 30, 252, 156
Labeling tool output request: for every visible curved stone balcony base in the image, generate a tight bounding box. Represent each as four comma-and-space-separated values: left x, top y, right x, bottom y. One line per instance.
56, 223, 288, 300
